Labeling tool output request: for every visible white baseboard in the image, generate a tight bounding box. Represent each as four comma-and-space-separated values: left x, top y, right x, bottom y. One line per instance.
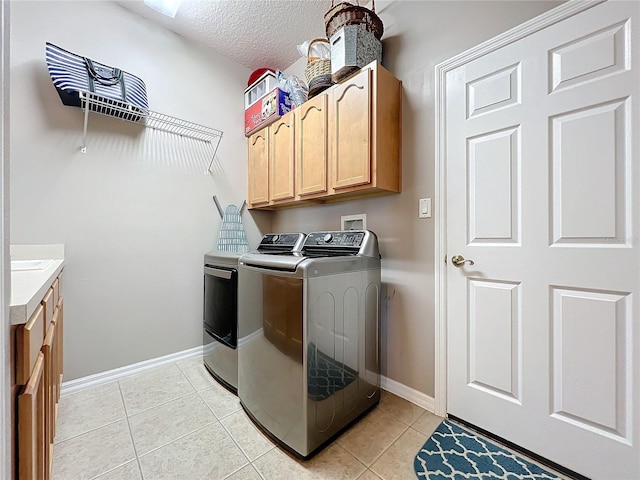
61, 346, 436, 415
61, 345, 203, 396
380, 375, 435, 413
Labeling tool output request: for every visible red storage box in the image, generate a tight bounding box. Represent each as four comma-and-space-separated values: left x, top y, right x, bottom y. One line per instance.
244, 87, 292, 136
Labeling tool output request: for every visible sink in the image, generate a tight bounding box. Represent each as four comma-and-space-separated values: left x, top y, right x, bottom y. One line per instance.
11, 259, 54, 271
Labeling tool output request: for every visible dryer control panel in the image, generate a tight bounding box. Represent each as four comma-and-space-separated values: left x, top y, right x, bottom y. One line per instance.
256, 232, 306, 252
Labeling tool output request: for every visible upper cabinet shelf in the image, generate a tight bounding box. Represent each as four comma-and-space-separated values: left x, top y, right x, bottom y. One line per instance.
78, 91, 223, 174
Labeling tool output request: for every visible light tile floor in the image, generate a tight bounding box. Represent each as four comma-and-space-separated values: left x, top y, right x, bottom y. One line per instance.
52, 357, 444, 480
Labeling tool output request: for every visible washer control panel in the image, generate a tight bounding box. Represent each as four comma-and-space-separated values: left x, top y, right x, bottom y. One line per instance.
305, 231, 365, 248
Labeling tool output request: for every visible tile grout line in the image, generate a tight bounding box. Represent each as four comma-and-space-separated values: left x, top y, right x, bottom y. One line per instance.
177, 358, 246, 422
175, 358, 201, 391
333, 442, 369, 478
117, 380, 146, 480
366, 423, 411, 473
133, 420, 221, 459
250, 462, 268, 480
122, 363, 221, 459
217, 412, 268, 478
119, 363, 198, 417
195, 384, 242, 421
202, 380, 258, 478
87, 359, 236, 477
54, 417, 124, 446
125, 389, 197, 418
248, 446, 272, 480
59, 384, 120, 408
51, 392, 135, 479
53, 389, 127, 446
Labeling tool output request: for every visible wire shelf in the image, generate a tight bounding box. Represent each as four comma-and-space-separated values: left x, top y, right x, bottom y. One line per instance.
78, 91, 223, 174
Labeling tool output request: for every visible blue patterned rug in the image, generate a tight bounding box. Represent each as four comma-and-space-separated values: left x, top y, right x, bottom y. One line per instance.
414, 419, 561, 479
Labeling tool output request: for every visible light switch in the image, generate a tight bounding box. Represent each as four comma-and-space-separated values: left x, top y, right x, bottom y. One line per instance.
419, 198, 432, 218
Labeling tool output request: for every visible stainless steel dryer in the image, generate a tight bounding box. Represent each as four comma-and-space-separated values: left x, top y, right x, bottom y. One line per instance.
237, 230, 381, 458
203, 233, 305, 394
203, 250, 242, 393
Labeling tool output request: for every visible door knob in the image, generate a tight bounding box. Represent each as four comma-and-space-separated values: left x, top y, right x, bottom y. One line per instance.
451, 255, 474, 267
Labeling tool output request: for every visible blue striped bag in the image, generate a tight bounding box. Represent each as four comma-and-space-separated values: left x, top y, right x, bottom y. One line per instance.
45, 42, 148, 119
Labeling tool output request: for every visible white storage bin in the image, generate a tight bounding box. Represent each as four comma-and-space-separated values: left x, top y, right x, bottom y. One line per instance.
244, 71, 277, 109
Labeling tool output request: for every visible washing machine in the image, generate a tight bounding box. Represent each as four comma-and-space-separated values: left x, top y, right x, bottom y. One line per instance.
237, 230, 381, 458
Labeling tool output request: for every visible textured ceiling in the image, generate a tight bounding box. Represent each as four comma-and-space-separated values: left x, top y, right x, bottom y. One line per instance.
116, 0, 333, 72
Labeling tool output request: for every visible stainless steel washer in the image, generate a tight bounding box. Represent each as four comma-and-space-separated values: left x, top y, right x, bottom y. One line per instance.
238, 230, 381, 458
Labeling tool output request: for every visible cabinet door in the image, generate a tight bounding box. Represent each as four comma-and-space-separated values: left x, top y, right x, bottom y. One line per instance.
296, 94, 328, 198
55, 296, 64, 401
18, 352, 46, 480
247, 130, 269, 206
269, 113, 295, 202
42, 319, 57, 478
330, 68, 372, 190
42, 287, 54, 333
52, 277, 59, 306
16, 305, 45, 385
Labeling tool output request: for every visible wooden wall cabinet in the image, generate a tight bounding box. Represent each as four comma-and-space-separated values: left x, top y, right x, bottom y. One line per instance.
247, 129, 269, 207
296, 93, 329, 200
269, 113, 295, 203
329, 63, 401, 196
247, 61, 401, 210
14, 272, 64, 480
247, 93, 330, 209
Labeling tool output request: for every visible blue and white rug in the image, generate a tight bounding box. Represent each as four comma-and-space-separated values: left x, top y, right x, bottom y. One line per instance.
414, 419, 561, 479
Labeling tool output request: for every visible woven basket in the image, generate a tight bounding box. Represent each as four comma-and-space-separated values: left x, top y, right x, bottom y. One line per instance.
324, 0, 384, 40
304, 38, 332, 86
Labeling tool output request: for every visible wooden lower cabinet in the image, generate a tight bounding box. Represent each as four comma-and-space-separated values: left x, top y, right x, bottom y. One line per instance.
16, 305, 44, 386
55, 296, 64, 403
14, 273, 64, 480
18, 352, 46, 480
42, 307, 60, 478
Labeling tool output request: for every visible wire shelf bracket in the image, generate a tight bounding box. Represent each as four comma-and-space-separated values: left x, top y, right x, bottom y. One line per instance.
79, 91, 223, 174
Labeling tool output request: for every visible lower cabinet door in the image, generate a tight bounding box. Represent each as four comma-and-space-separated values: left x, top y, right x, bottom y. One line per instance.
43, 318, 57, 477
18, 352, 46, 480
56, 296, 64, 400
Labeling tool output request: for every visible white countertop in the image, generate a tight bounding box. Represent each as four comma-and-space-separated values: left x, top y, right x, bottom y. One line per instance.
10, 244, 65, 325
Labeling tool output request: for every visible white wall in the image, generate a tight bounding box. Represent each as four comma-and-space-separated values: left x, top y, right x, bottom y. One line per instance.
279, 0, 561, 398
10, 1, 271, 380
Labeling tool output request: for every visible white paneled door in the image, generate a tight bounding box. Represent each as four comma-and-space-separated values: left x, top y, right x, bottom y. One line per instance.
445, 1, 639, 478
